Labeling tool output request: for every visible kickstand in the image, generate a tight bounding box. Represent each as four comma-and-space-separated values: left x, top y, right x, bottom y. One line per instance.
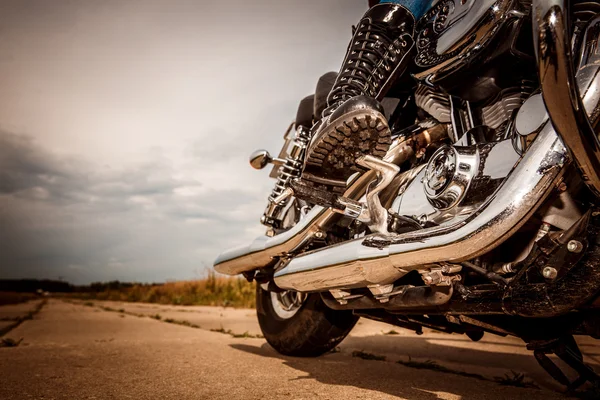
527, 335, 600, 392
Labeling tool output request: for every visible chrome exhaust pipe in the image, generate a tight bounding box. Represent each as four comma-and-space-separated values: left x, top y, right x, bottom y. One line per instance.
274, 125, 568, 292
533, 0, 600, 196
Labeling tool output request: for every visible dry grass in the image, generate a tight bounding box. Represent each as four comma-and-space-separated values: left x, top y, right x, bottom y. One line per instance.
0, 292, 38, 306
71, 273, 255, 308
351, 350, 387, 361
494, 371, 539, 389
210, 327, 263, 339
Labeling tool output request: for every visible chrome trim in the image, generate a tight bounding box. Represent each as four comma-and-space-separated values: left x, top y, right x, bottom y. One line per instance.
274, 124, 567, 292
270, 291, 306, 319
515, 93, 549, 136
533, 0, 600, 196
577, 15, 600, 131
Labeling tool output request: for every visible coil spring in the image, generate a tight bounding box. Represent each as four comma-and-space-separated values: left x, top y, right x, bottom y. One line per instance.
267, 126, 311, 204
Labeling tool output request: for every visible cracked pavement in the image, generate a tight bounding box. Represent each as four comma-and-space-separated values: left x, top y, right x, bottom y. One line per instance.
1, 299, 595, 399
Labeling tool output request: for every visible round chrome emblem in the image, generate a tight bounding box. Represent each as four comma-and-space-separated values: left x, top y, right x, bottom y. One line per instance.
424, 145, 478, 210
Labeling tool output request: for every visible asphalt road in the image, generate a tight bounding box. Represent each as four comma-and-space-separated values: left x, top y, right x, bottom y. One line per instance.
1, 299, 596, 399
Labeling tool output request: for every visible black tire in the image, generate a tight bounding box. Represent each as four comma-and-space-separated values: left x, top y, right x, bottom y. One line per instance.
256, 284, 358, 357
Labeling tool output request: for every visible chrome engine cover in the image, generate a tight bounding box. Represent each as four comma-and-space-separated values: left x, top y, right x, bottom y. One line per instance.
394, 138, 521, 225
423, 145, 478, 210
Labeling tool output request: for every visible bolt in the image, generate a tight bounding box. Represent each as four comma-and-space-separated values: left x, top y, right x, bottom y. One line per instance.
314, 231, 326, 239
543, 267, 558, 280
567, 240, 583, 253
422, 275, 434, 285
557, 182, 567, 192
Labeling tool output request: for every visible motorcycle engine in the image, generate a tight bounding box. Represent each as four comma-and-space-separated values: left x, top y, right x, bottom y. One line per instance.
394, 79, 534, 225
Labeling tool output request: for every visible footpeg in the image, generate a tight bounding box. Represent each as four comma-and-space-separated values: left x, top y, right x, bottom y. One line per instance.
293, 155, 399, 234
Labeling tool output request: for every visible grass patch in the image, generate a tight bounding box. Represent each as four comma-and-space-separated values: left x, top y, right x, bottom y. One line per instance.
210, 327, 263, 339
352, 350, 386, 361
384, 330, 400, 335
83, 301, 94, 307
150, 314, 162, 320
163, 318, 200, 329
0, 337, 23, 347
95, 305, 143, 318
66, 273, 255, 308
231, 331, 262, 338
210, 327, 231, 334
495, 371, 539, 389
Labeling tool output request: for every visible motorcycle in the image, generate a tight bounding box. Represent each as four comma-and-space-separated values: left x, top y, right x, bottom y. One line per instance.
215, 0, 600, 390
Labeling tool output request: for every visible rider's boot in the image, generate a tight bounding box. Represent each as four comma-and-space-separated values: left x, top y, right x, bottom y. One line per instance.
302, 3, 416, 190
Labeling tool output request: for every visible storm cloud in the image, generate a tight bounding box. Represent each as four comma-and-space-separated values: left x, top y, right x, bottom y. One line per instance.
0, 129, 269, 283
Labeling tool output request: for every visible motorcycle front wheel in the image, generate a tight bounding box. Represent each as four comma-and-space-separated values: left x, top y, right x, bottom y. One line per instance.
256, 284, 358, 357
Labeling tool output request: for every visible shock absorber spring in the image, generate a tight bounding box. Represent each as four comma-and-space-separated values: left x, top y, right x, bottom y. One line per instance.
261, 125, 311, 227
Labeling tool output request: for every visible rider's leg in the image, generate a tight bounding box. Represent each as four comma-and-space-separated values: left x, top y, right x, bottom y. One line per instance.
302, 1, 433, 190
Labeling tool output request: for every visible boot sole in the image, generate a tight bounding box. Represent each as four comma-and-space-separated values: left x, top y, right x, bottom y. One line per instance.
304, 109, 391, 187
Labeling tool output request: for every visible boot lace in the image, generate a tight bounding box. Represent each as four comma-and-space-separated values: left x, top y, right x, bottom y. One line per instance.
328, 20, 409, 108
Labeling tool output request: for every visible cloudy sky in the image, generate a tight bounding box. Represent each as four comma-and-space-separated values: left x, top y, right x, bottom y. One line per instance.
0, 0, 367, 284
